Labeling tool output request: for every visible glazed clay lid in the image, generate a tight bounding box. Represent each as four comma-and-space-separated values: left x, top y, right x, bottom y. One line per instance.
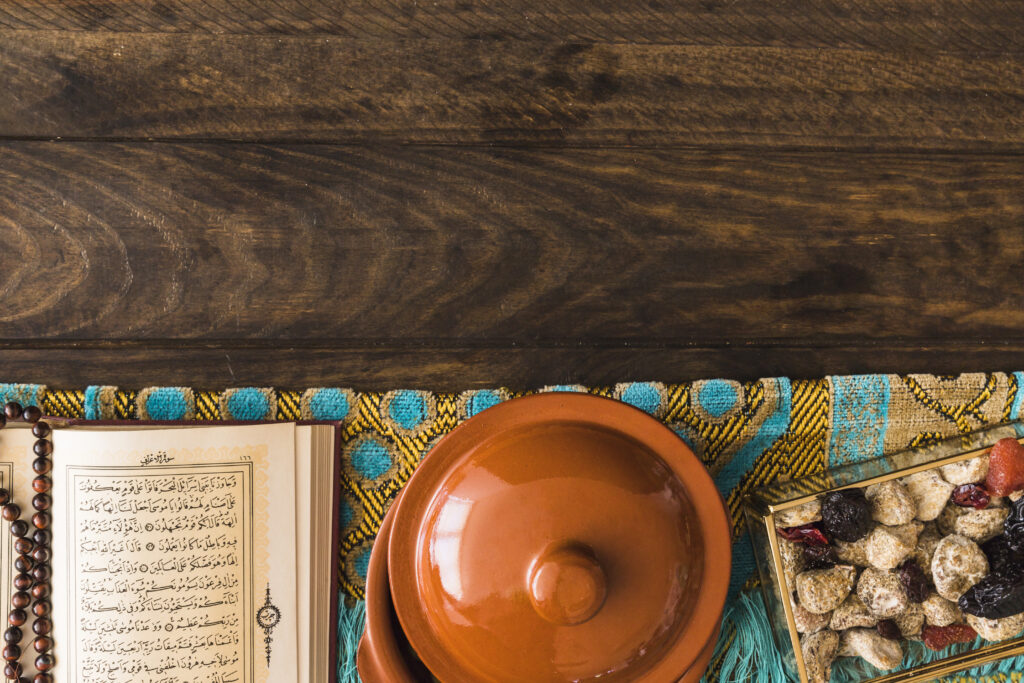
388, 393, 731, 682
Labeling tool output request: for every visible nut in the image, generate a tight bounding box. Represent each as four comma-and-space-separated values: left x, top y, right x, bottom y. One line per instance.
940, 455, 990, 486
794, 602, 832, 634
921, 593, 962, 627
954, 507, 1009, 544
894, 602, 925, 638
779, 537, 805, 589
902, 471, 955, 521
866, 522, 922, 570
829, 595, 877, 631
966, 612, 1024, 641
797, 566, 857, 614
834, 536, 870, 567
840, 628, 905, 670
937, 503, 968, 536
931, 534, 989, 602
857, 567, 909, 618
801, 629, 839, 683
777, 499, 823, 528
866, 480, 917, 526
910, 523, 941, 571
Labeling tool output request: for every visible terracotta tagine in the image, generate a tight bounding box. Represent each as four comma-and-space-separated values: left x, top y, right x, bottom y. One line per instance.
358, 393, 731, 682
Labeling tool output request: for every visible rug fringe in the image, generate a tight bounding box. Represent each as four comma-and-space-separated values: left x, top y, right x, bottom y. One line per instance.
704, 589, 795, 683
337, 598, 366, 683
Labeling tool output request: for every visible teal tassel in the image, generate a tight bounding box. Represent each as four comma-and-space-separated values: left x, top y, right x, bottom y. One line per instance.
704, 590, 795, 683
337, 599, 367, 683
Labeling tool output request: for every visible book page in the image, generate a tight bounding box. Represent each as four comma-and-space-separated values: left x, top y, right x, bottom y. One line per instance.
52, 423, 299, 683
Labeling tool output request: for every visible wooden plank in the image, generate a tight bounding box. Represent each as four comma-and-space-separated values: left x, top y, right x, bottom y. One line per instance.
3, 142, 1024, 346
0, 0, 1019, 52
3, 343, 1023, 390
3, 31, 1024, 148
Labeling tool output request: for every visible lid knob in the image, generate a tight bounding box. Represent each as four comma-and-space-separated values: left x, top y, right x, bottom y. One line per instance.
528, 545, 607, 626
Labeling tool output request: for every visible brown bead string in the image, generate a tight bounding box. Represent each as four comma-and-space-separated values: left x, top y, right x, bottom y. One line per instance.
0, 403, 53, 683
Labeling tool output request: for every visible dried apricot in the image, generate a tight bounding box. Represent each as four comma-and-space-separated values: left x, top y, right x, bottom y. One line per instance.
985, 438, 1024, 497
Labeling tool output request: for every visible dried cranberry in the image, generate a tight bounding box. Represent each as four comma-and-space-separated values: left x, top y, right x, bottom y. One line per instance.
951, 483, 991, 509
821, 489, 872, 542
777, 524, 829, 547
959, 572, 1024, 620
898, 560, 930, 603
802, 544, 837, 570
876, 619, 902, 641
922, 624, 977, 651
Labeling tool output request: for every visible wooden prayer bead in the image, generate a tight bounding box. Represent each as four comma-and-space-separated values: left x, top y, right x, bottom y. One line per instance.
30, 548, 48, 564
13, 539, 32, 556
31, 442, 50, 458
0, 492, 9, 508
21, 407, 40, 425
30, 495, 49, 512
29, 620, 48, 637
3, 660, 22, 678
10, 594, 28, 611
13, 557, 31, 574
30, 423, 49, 439
31, 531, 48, 547
1, 630, 19, 645
29, 479, 48, 495
32, 675, 51, 683
30, 603, 48, 619
0, 414, 5, 430
1, 507, 19, 523
3, 404, 22, 422
31, 638, 50, 654
31, 656, 51, 673
30, 514, 48, 531
29, 460, 49, 477
9, 522, 28, 539
7, 611, 24, 628
29, 566, 48, 583
28, 585, 47, 601
3, 645, 20, 662
12, 576, 30, 592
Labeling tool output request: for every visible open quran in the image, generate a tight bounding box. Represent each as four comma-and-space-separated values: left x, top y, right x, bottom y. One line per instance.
0, 421, 341, 683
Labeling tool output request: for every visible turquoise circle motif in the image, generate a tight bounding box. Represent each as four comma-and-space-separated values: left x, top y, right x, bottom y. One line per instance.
621, 382, 662, 415
466, 390, 502, 418
351, 438, 393, 480
145, 388, 189, 421
309, 388, 350, 420
226, 388, 270, 421
697, 380, 740, 418
388, 390, 428, 430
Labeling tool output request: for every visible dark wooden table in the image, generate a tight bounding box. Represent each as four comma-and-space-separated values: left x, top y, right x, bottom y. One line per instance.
2, 1, 1022, 391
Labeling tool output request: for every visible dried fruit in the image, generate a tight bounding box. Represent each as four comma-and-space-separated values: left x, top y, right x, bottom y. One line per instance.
803, 544, 838, 570
821, 489, 873, 543
951, 483, 991, 509
898, 560, 930, 603
1006, 496, 1024, 553
921, 623, 978, 651
958, 572, 1024, 620
778, 524, 829, 547
876, 619, 902, 641
985, 438, 1024, 497
981, 535, 1024, 577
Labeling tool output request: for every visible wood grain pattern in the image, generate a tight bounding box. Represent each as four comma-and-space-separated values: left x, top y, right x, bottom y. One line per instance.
5, 343, 1024, 391
0, 0, 1020, 52
3, 142, 1024, 351
3, 31, 1024, 148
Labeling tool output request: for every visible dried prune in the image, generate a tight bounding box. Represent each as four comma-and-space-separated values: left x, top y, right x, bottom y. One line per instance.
777, 524, 829, 547
821, 489, 872, 542
1006, 496, 1024, 553
898, 559, 930, 603
951, 483, 991, 509
876, 619, 902, 641
986, 437, 1024, 497
802, 544, 837, 569
981, 535, 1024, 578
922, 624, 977, 651
959, 572, 1024, 620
